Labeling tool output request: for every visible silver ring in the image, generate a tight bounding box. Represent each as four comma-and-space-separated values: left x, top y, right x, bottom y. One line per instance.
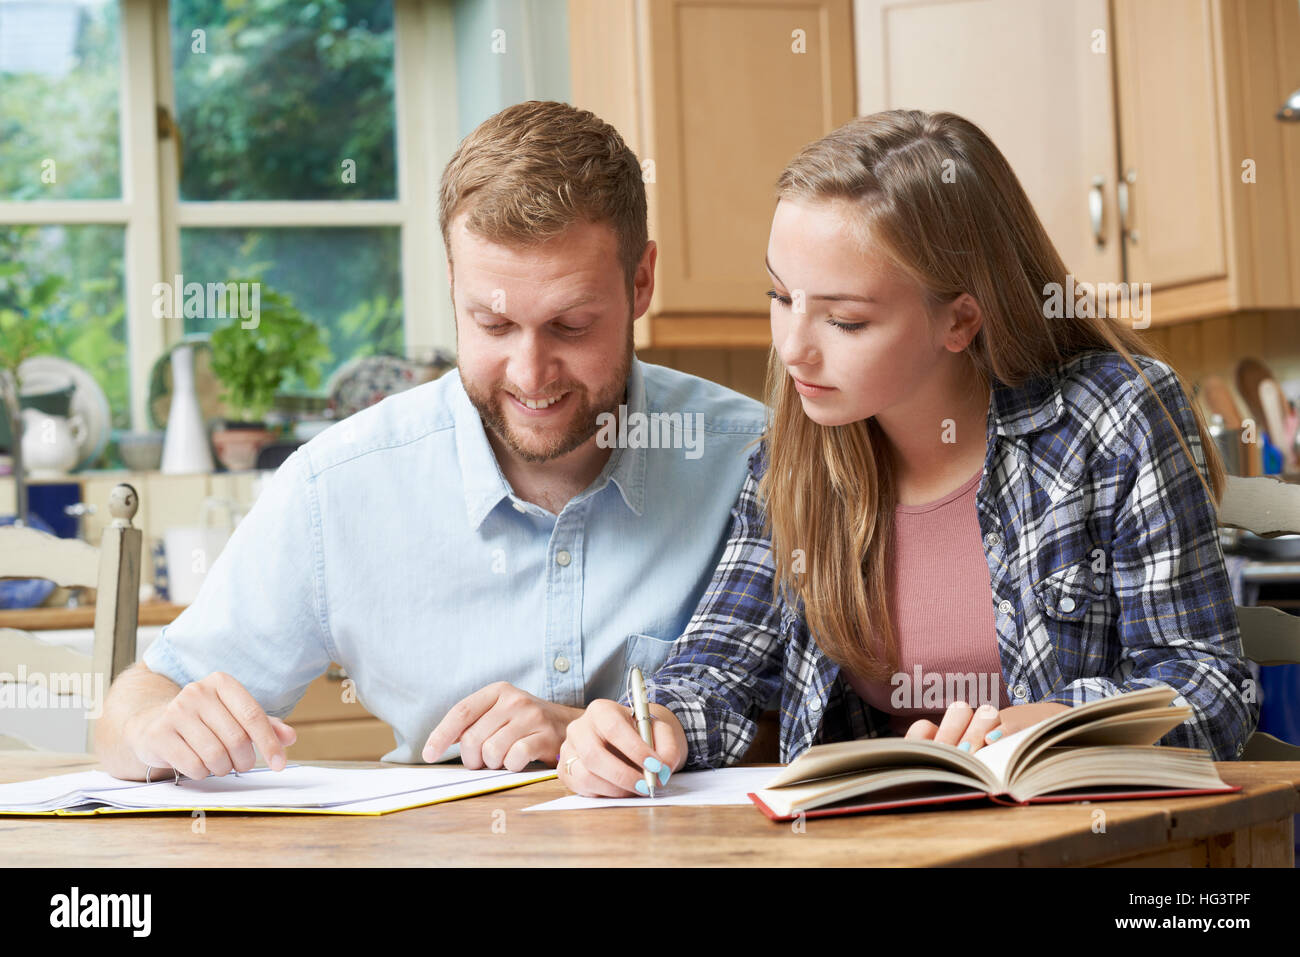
144, 765, 181, 786
564, 755, 579, 775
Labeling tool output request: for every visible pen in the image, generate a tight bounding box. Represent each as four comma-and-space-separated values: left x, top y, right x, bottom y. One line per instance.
628, 666, 657, 798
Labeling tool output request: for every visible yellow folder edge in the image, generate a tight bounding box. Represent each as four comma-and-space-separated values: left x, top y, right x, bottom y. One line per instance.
0, 770, 558, 817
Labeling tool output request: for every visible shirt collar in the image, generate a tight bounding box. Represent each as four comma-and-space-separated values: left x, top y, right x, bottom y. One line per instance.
988, 360, 1067, 438
602, 357, 648, 516
452, 360, 648, 530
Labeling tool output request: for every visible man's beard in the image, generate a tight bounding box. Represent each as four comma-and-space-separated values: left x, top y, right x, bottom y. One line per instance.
464, 336, 634, 464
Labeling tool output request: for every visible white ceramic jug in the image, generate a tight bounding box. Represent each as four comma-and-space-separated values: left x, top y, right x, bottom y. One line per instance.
20, 408, 86, 478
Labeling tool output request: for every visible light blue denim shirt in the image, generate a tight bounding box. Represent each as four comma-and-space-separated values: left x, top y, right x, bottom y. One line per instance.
142, 358, 765, 763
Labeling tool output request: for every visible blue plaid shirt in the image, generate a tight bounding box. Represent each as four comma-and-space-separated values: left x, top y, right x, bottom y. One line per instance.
625, 350, 1259, 765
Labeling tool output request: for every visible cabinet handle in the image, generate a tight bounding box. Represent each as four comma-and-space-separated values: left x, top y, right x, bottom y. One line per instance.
1089, 176, 1106, 247
1118, 168, 1138, 245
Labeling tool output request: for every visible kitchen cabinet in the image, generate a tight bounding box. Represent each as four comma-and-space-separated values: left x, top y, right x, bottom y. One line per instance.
1112, 0, 1226, 299
569, 0, 856, 347
284, 664, 395, 761
856, 0, 1123, 293
855, 0, 1300, 324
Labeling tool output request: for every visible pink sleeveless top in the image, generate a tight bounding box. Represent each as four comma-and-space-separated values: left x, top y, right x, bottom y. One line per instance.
841, 465, 1010, 736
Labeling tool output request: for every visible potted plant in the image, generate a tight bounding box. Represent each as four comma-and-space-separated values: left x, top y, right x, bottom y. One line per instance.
208, 283, 330, 471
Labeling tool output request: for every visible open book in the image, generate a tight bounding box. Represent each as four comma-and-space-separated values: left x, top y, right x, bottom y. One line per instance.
749, 686, 1240, 820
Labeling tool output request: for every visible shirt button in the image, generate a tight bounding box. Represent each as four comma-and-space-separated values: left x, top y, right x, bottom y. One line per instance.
512, 501, 527, 513
983, 532, 1002, 549
998, 599, 1014, 615
1012, 684, 1027, 700
1059, 596, 1076, 613
555, 549, 571, 566
1092, 577, 1105, 591
553, 655, 570, 673
808, 697, 822, 713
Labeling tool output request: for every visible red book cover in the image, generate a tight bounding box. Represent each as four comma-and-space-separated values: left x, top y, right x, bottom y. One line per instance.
747, 784, 1241, 821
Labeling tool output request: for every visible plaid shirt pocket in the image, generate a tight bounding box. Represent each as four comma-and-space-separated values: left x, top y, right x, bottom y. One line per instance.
1032, 557, 1115, 681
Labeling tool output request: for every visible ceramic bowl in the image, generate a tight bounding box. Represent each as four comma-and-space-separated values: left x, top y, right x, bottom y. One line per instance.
118, 431, 165, 471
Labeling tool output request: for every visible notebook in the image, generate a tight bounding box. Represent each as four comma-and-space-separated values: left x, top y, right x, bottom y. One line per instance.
748, 686, 1241, 821
0, 764, 557, 816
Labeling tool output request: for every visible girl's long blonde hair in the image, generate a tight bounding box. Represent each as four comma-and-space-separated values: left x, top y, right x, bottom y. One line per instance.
759, 109, 1224, 682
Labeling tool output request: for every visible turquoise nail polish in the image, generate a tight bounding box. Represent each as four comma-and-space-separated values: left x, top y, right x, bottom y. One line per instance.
635, 779, 649, 795
643, 756, 663, 773
658, 765, 671, 785
958, 741, 972, 752
987, 729, 1003, 742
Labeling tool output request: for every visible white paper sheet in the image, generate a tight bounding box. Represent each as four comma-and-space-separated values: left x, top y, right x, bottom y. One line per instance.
0, 770, 155, 811
89, 765, 514, 809
522, 767, 778, 810
0, 765, 556, 814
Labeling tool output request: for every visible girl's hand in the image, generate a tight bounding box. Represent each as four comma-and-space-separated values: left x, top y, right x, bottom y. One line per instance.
904, 701, 1072, 755
558, 699, 688, 797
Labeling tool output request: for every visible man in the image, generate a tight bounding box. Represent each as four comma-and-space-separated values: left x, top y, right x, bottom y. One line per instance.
95, 100, 765, 779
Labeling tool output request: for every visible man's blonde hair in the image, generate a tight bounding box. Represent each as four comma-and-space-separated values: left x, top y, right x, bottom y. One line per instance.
439, 100, 648, 301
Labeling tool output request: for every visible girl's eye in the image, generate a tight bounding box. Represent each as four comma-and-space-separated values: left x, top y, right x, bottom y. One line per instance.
768, 290, 865, 332
827, 318, 866, 332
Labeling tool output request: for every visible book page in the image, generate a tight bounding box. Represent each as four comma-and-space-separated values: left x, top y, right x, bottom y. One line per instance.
970, 686, 1185, 788
763, 738, 995, 790
967, 722, 1044, 786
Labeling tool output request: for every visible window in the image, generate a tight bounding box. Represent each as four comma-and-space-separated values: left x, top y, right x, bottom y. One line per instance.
0, 0, 457, 467
0, 0, 128, 430
168, 0, 404, 391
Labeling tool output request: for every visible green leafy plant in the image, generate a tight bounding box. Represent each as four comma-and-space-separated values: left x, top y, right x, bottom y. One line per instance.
209, 282, 331, 424
0, 263, 63, 383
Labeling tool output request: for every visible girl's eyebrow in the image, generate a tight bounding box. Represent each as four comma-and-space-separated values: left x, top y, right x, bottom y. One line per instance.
764, 255, 879, 304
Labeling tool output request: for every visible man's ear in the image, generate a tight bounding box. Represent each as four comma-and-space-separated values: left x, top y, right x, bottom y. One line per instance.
631, 240, 657, 321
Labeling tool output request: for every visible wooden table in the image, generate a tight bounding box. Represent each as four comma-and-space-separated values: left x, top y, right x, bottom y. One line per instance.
2, 753, 1298, 867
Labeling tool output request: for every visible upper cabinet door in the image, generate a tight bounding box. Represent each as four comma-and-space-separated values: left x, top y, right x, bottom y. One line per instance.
643, 0, 857, 316
1112, 0, 1227, 293
855, 0, 1123, 290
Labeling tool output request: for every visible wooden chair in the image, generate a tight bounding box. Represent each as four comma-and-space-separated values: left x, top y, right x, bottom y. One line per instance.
1217, 474, 1300, 760
0, 483, 142, 751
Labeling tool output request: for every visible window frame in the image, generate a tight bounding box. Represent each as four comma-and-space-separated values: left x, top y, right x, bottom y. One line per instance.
0, 0, 459, 432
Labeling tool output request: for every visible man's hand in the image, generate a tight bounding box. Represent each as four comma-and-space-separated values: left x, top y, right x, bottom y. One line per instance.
905, 701, 1072, 755
422, 681, 583, 771
124, 671, 297, 780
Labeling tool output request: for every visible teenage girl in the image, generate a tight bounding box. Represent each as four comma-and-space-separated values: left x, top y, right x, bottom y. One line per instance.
558, 110, 1257, 797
